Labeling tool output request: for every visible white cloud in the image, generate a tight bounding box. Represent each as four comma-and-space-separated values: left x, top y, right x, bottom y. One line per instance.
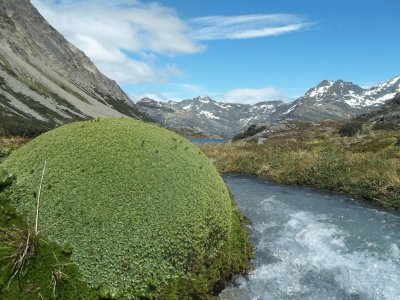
190, 13, 313, 40
221, 87, 289, 104
32, 0, 201, 84
31, 1, 313, 87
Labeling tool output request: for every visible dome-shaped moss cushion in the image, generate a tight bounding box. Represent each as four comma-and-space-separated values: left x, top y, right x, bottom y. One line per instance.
3, 118, 250, 298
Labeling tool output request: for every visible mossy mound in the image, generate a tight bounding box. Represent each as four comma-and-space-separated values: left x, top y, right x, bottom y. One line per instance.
1, 118, 251, 298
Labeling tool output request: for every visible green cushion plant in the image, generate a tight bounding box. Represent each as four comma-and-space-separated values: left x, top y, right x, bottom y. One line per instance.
1, 118, 251, 299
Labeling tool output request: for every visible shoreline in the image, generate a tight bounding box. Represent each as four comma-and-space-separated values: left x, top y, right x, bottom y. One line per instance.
200, 142, 400, 211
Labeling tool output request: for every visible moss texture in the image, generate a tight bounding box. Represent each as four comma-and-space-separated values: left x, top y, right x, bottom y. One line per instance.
0, 187, 98, 300
1, 118, 251, 299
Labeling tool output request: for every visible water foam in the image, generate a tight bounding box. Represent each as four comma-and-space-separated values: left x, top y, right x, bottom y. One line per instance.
220, 191, 400, 300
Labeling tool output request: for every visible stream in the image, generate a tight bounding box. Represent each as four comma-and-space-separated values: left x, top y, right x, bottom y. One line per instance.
220, 175, 400, 300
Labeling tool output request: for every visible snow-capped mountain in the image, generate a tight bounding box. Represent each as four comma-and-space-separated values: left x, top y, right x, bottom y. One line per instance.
282, 76, 400, 121
137, 96, 289, 137
137, 76, 400, 137
357, 92, 400, 130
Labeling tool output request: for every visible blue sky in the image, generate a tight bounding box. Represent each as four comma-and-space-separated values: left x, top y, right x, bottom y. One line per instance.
33, 0, 400, 103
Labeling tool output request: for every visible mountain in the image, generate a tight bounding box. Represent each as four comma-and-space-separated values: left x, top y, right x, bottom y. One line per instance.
357, 92, 400, 130
282, 76, 400, 121
0, 0, 147, 136
137, 96, 289, 137
138, 76, 400, 137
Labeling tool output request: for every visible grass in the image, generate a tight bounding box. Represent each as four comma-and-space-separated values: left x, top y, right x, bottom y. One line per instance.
1, 118, 251, 299
200, 122, 400, 210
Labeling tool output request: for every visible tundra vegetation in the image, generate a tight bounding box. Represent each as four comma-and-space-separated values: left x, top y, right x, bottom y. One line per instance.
0, 118, 251, 299
201, 121, 400, 210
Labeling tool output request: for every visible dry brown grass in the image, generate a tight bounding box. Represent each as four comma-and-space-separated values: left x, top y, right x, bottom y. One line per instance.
201, 128, 400, 209
0, 136, 30, 162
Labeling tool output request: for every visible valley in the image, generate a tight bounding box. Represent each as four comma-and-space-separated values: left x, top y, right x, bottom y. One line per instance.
0, 0, 399, 299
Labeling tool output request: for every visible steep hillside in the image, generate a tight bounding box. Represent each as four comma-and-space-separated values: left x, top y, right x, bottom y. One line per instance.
0, 0, 147, 136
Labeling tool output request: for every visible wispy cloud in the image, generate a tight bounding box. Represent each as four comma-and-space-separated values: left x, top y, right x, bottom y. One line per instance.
32, 1, 313, 87
221, 86, 291, 104
190, 14, 313, 40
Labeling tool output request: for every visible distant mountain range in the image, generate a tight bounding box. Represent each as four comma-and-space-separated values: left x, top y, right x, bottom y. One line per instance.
0, 0, 147, 136
137, 76, 400, 137
137, 96, 289, 137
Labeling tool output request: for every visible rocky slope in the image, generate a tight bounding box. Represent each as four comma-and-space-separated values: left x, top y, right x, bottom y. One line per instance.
138, 76, 400, 137
283, 76, 400, 121
357, 92, 400, 130
0, 0, 147, 136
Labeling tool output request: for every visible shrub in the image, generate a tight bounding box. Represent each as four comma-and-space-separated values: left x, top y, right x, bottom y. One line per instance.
232, 124, 266, 141
339, 121, 363, 137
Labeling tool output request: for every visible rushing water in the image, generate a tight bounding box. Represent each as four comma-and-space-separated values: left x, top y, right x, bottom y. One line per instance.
220, 175, 400, 300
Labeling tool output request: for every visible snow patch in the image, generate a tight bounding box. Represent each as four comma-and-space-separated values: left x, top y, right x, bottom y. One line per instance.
283, 104, 297, 115
199, 111, 220, 119
309, 81, 334, 99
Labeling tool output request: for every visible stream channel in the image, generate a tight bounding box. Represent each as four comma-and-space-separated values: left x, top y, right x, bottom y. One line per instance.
220, 175, 400, 300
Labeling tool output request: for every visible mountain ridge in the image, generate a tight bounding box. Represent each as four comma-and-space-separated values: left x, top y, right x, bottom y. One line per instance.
137, 76, 400, 137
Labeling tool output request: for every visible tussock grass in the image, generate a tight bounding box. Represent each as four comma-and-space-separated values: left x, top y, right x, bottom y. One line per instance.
201, 129, 400, 209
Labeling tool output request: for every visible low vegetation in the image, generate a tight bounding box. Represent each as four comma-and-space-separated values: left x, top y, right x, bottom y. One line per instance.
0, 136, 29, 163
232, 124, 267, 141
201, 121, 400, 209
0, 118, 251, 299
338, 121, 363, 137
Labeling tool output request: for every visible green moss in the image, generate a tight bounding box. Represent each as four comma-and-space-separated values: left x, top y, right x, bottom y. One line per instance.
2, 118, 251, 298
0, 188, 98, 299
